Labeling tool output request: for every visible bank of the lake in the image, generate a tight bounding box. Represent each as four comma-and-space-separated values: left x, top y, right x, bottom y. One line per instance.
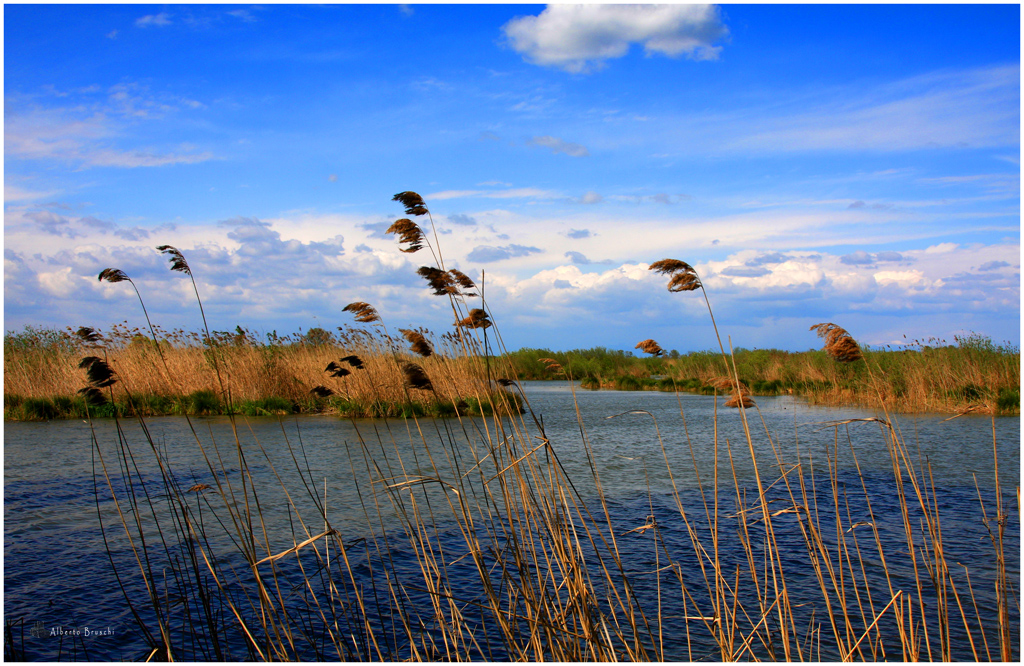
4, 324, 1020, 421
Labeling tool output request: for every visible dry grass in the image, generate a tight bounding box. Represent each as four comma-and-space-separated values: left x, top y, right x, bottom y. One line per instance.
3, 323, 504, 416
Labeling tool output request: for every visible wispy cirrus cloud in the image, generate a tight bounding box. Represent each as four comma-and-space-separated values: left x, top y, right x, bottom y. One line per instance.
527, 135, 589, 157
5, 85, 213, 169
503, 4, 728, 73
427, 187, 561, 201
719, 65, 1020, 154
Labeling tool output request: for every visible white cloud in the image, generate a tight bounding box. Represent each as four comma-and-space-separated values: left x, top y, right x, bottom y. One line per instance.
924, 242, 959, 254
136, 13, 172, 28
503, 4, 728, 73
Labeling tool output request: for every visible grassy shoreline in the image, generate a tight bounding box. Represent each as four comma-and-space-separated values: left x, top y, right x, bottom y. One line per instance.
5, 326, 1019, 420
3, 324, 519, 421
506, 340, 1020, 415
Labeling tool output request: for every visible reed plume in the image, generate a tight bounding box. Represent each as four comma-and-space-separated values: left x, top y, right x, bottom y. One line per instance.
635, 339, 664, 356
810, 322, 863, 363
78, 386, 108, 406
447, 268, 477, 296
417, 266, 456, 295
538, 357, 564, 374
649, 259, 702, 292
77, 356, 118, 405
400, 329, 433, 357
324, 361, 351, 378
156, 245, 192, 276
339, 354, 365, 369
79, 356, 117, 388
416, 267, 478, 298
309, 385, 334, 398
97, 268, 129, 284
386, 218, 425, 253
75, 326, 105, 345
401, 362, 433, 390
392, 191, 428, 217
343, 302, 381, 324
457, 308, 491, 330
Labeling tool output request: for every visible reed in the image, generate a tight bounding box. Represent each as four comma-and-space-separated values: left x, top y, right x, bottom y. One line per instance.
504, 341, 1019, 415
15, 191, 1018, 661
4, 324, 511, 419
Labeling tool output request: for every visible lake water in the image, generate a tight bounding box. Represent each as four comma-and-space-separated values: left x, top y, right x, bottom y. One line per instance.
4, 382, 1019, 660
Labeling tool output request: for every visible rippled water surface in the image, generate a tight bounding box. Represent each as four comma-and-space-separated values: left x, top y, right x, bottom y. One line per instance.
5, 383, 1019, 660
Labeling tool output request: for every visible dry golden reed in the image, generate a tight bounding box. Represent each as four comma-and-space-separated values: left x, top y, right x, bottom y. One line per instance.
400, 329, 433, 358
810, 322, 864, 363
342, 301, 381, 324
457, 308, 491, 330
635, 339, 664, 356
649, 258, 702, 292
387, 218, 425, 254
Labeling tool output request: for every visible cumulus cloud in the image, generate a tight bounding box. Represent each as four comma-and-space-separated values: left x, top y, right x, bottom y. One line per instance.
467, 244, 542, 263
841, 251, 876, 266
565, 228, 594, 239
503, 4, 728, 73
527, 135, 589, 157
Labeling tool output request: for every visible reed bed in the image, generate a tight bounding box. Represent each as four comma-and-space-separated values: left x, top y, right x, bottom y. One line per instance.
507, 338, 1020, 415
10, 190, 1018, 661
4, 324, 510, 419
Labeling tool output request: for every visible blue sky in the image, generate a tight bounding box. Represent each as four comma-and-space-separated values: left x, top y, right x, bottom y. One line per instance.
5, 4, 1020, 353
